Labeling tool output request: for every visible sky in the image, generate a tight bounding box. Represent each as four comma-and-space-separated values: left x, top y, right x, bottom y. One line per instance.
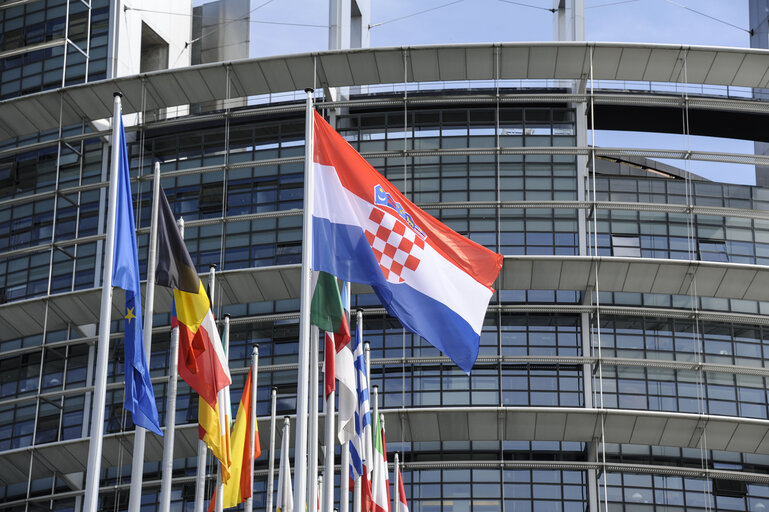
211, 0, 758, 184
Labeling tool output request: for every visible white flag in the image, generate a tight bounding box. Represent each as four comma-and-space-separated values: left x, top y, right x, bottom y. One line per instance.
276, 421, 294, 512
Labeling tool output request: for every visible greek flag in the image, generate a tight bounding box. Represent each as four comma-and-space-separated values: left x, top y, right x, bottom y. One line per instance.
349, 323, 371, 479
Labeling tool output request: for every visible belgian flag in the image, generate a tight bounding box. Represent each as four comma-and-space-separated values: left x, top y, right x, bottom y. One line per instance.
155, 188, 232, 477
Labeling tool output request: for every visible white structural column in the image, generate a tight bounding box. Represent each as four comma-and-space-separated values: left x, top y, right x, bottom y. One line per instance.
129, 162, 162, 512
159, 218, 185, 512
82, 92, 122, 512
294, 88, 316, 512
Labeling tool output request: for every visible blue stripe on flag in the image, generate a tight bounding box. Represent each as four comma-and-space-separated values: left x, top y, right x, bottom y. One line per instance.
313, 216, 481, 372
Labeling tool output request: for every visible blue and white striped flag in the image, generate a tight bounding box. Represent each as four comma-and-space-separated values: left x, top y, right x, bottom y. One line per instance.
349, 322, 372, 479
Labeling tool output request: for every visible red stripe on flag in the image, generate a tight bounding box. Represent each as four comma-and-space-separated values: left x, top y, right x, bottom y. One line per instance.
313, 111, 502, 290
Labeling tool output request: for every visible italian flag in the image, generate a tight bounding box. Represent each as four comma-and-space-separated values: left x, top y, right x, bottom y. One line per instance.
371, 415, 390, 512
311, 272, 356, 443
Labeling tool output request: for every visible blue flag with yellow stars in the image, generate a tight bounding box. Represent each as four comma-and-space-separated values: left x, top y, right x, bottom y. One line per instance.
112, 118, 162, 436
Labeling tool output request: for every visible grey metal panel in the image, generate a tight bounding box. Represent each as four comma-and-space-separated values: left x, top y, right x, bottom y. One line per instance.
318, 53, 355, 86
467, 410, 498, 440
410, 411, 441, 442
505, 409, 537, 439
691, 265, 726, 297
233, 61, 271, 96
716, 268, 756, 298
554, 46, 587, 79
622, 262, 658, 293
439, 410, 470, 440
533, 411, 567, 440
173, 68, 218, 104
603, 413, 636, 443
499, 46, 530, 80
563, 411, 597, 441
284, 55, 317, 91
731, 53, 767, 87
199, 66, 230, 100
528, 46, 558, 79
559, 259, 590, 290
65, 83, 112, 122
591, 46, 622, 79
703, 418, 739, 451
596, 260, 630, 292
530, 260, 562, 289
411, 48, 440, 83
373, 49, 407, 85
743, 269, 769, 301
684, 49, 717, 84
629, 414, 666, 445
705, 52, 745, 86
644, 48, 683, 83
615, 47, 651, 81
650, 262, 690, 295
0, 450, 28, 486
437, 48, 468, 82
466, 47, 494, 80
500, 258, 533, 290
726, 423, 767, 453
346, 52, 381, 85
659, 416, 699, 446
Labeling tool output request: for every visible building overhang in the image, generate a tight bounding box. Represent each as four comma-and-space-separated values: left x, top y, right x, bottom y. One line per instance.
3, 42, 769, 140
2, 406, 768, 487
2, 255, 769, 340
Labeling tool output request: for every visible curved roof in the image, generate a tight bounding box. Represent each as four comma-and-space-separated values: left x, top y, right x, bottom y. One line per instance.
2, 41, 769, 140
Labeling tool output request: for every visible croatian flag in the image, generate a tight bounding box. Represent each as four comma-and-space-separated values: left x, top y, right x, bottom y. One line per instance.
312, 112, 503, 372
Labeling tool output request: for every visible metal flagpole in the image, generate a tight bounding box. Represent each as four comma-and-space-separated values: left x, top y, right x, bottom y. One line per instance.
280, 417, 292, 509
339, 281, 351, 512
340, 443, 350, 512
323, 334, 336, 512
266, 387, 278, 512
309, 326, 320, 512
245, 345, 259, 512
128, 161, 162, 512
194, 265, 217, 512
392, 453, 399, 512
215, 312, 230, 512
295, 87, 316, 512
82, 92, 123, 512
353, 310, 364, 512
159, 217, 184, 512
317, 474, 323, 512
371, 385, 379, 490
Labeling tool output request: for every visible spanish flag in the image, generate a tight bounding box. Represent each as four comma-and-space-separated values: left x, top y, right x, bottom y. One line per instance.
155, 187, 232, 473
211, 366, 261, 509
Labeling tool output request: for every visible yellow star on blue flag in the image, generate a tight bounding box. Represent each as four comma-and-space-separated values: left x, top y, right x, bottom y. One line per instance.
111, 117, 162, 436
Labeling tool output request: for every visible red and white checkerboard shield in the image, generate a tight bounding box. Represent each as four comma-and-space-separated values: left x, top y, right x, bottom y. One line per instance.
364, 207, 425, 283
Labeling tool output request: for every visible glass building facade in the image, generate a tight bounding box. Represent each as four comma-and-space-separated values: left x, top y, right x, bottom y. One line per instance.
3, 7, 769, 512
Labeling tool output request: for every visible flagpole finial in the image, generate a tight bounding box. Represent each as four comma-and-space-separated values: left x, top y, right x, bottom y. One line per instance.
209, 263, 217, 269
253, 345, 259, 356
114, 92, 123, 98
305, 88, 314, 93
223, 313, 230, 319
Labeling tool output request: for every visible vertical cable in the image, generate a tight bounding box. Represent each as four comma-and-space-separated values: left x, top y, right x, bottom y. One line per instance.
402, 49, 408, 415
680, 50, 711, 512
588, 45, 609, 512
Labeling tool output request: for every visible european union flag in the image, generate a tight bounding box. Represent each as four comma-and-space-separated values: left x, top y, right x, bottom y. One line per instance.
112, 118, 162, 436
